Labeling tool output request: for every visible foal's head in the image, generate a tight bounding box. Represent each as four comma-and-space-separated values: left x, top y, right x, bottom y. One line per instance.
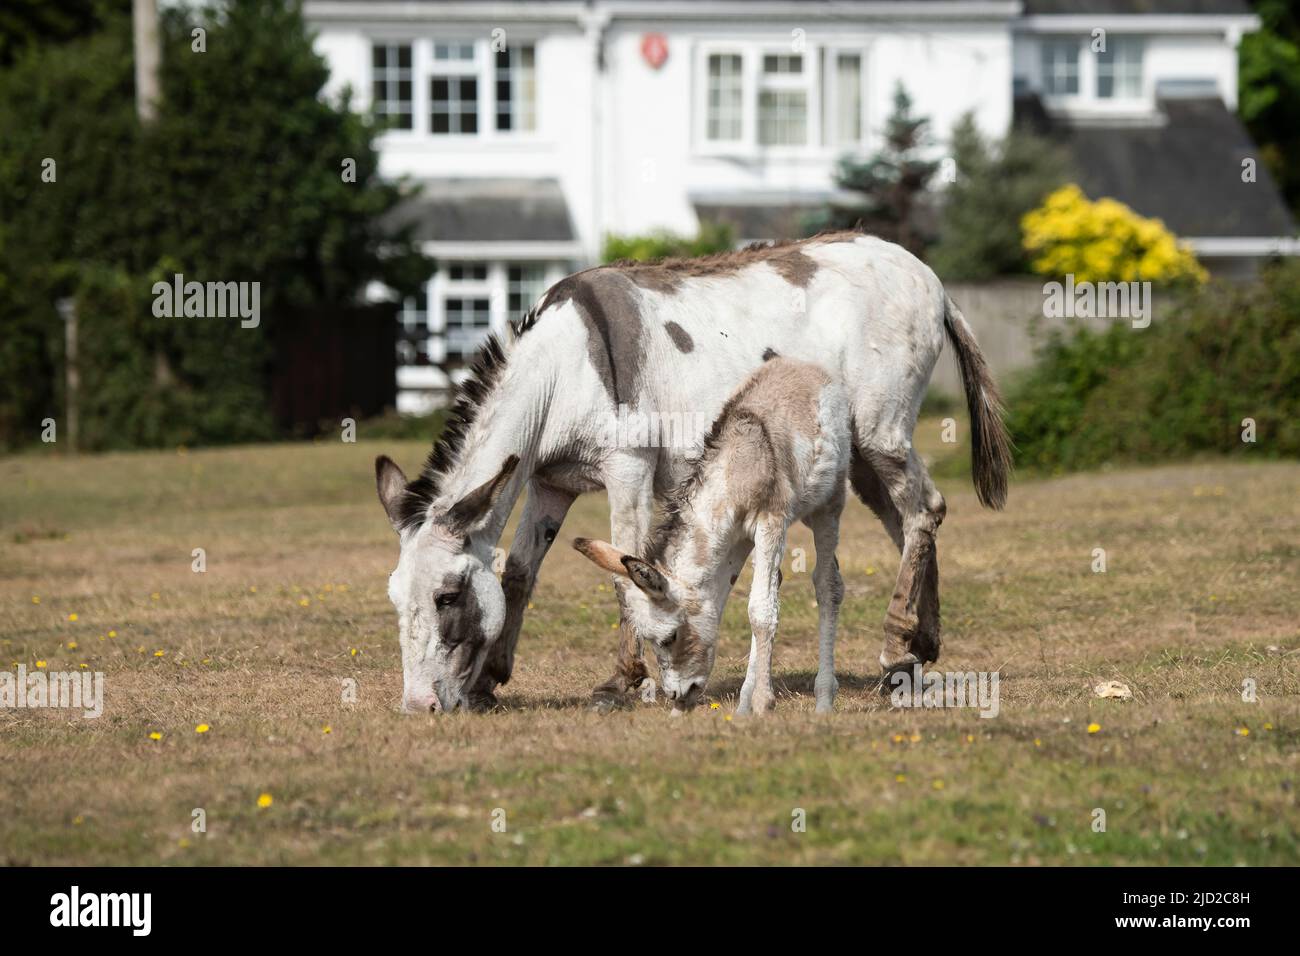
572, 538, 718, 710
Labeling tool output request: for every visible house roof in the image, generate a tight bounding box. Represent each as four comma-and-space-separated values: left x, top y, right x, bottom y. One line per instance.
380, 178, 576, 243
1015, 95, 1296, 240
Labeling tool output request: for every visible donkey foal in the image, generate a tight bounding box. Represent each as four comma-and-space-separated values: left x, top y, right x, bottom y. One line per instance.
574, 358, 851, 715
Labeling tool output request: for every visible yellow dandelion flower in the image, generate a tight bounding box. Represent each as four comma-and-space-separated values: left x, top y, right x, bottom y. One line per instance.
195, 723, 210, 734
67, 613, 78, 622
108, 630, 117, 638
178, 838, 191, 848
249, 586, 258, 594
909, 733, 921, 743
724, 715, 732, 722
202, 658, 211, 664
1034, 738, 1043, 748
153, 649, 165, 658
67, 641, 77, 650
932, 780, 945, 790
1236, 726, 1249, 737
1087, 722, 1101, 734
257, 793, 273, 809
865, 567, 876, 576
73, 815, 84, 825
299, 598, 310, 607
31, 596, 40, 605
322, 725, 332, 734
148, 731, 162, 741
709, 702, 721, 711
965, 734, 975, 743
1264, 723, 1274, 731
150, 592, 160, 601
35, 660, 46, 669
350, 647, 359, 657
895, 774, 907, 783
892, 733, 904, 743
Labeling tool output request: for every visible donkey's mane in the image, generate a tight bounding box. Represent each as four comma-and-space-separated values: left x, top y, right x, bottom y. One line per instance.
396, 307, 544, 531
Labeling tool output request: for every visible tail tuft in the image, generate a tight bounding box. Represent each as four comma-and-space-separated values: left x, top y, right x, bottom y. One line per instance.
943, 295, 1012, 510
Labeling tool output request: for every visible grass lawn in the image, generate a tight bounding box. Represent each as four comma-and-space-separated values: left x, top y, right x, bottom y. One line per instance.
1, 420, 1297, 865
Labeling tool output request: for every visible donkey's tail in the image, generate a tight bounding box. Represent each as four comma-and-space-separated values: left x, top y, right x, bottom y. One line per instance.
942, 294, 1012, 510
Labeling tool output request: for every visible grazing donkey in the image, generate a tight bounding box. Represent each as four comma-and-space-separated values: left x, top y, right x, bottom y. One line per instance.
572, 357, 851, 714
374, 231, 1009, 714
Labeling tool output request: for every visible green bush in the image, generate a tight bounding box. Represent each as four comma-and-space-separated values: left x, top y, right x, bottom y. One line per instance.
1007, 260, 1300, 471
602, 223, 734, 263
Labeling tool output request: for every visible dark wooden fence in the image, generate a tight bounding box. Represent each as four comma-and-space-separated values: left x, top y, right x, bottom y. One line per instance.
269, 303, 397, 435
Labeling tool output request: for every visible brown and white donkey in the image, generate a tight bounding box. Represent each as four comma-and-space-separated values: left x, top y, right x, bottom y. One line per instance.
374, 232, 1010, 714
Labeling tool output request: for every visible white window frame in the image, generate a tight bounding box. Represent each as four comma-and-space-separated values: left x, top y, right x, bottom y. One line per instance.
693, 41, 842, 158
374, 37, 540, 141
822, 47, 867, 149
1038, 34, 1150, 113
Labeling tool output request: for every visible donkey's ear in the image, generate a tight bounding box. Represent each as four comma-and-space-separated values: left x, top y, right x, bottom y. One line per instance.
375, 455, 409, 532
444, 455, 520, 536
572, 538, 631, 576
621, 556, 669, 599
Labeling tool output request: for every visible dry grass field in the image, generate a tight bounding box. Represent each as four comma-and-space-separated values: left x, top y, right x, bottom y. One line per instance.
1, 419, 1297, 865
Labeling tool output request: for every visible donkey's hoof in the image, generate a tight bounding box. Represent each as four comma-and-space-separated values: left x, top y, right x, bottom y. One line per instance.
879, 649, 921, 673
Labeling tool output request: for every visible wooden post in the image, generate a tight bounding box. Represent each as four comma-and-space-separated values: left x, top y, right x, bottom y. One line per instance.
133, 0, 160, 124
57, 297, 79, 454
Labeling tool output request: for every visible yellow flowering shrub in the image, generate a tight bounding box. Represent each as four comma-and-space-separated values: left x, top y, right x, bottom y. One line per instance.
1021, 184, 1207, 284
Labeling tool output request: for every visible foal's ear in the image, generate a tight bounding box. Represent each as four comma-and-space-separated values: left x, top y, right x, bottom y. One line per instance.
375, 455, 409, 532
445, 455, 520, 536
621, 556, 669, 600
572, 538, 630, 576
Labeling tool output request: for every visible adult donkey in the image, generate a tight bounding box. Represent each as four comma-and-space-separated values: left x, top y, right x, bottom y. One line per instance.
374, 231, 1010, 714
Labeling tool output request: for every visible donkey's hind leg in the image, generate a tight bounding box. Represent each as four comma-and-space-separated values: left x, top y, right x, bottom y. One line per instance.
805, 492, 845, 713
850, 444, 945, 672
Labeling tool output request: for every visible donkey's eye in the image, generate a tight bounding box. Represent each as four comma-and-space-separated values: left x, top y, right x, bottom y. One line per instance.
435, 591, 461, 610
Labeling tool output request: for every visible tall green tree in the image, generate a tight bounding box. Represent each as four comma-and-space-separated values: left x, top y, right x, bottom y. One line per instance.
812, 84, 939, 258
0, 1, 430, 450
929, 112, 1071, 280
1240, 0, 1300, 216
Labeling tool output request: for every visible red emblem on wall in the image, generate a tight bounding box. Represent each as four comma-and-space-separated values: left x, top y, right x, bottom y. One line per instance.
641, 33, 668, 70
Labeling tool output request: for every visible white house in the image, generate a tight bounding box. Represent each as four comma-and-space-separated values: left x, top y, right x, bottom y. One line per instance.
302, 0, 1295, 412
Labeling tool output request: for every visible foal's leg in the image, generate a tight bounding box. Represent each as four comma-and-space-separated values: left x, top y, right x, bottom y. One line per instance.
591, 453, 656, 706
737, 519, 786, 715
805, 492, 846, 713
472, 479, 575, 704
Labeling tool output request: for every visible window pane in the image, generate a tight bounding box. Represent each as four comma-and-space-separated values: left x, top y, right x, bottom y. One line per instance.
706, 53, 743, 142
759, 89, 807, 145
371, 43, 413, 130
1097, 38, 1143, 99
1040, 39, 1079, 96
495, 45, 536, 133
835, 53, 862, 144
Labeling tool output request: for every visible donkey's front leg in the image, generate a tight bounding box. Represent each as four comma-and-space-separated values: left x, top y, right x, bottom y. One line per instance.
471, 479, 575, 706
591, 454, 656, 707
738, 520, 786, 715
